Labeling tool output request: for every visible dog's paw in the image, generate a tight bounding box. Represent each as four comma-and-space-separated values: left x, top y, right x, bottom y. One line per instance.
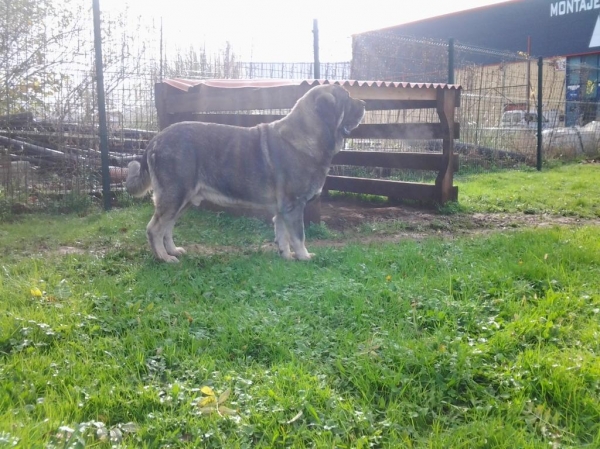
163, 255, 180, 263
294, 251, 314, 261
279, 250, 294, 261
165, 247, 186, 257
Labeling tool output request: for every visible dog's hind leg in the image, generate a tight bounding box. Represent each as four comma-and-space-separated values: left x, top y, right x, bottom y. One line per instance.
163, 203, 190, 258
146, 213, 179, 262
273, 214, 292, 260
279, 202, 313, 261
163, 224, 186, 258
147, 196, 187, 263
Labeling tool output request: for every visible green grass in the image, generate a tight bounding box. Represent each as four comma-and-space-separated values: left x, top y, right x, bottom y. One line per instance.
0, 163, 599, 447
326, 163, 600, 219
456, 163, 600, 218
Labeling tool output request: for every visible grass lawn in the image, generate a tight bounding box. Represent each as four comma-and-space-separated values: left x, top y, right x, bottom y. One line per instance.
456, 162, 600, 218
0, 163, 599, 448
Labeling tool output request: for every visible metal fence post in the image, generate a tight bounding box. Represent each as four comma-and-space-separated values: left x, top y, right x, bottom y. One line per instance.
537, 57, 543, 171
92, 0, 111, 211
313, 19, 320, 79
448, 38, 455, 84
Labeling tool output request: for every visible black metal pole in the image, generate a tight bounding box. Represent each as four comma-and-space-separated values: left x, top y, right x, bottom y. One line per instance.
159, 17, 164, 81
313, 19, 320, 79
448, 38, 455, 84
537, 57, 543, 171
92, 0, 111, 211
526, 36, 531, 115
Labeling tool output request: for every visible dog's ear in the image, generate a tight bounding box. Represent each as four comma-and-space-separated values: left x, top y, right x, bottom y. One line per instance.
315, 92, 337, 127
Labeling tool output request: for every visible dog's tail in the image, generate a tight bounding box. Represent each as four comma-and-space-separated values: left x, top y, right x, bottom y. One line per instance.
125, 153, 152, 197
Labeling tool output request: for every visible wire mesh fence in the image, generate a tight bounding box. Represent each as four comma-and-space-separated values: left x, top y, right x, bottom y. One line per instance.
0, 1, 162, 214
350, 32, 599, 179
175, 60, 351, 81
1, 3, 598, 215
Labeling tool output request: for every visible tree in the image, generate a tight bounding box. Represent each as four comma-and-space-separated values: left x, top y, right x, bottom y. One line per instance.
0, 0, 85, 116
165, 41, 239, 79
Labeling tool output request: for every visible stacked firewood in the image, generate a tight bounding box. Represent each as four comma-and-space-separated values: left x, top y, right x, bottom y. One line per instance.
0, 112, 155, 183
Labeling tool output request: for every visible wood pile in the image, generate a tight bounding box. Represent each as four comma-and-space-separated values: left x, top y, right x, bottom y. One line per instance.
0, 112, 155, 183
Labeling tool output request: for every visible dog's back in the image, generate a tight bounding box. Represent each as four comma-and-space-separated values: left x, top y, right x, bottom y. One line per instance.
146, 121, 276, 207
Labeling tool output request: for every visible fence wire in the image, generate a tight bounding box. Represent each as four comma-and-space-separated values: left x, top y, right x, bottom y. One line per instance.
351, 32, 599, 178
1, 5, 599, 214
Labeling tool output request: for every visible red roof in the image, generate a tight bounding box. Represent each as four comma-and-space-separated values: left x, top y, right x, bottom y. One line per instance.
162, 78, 461, 92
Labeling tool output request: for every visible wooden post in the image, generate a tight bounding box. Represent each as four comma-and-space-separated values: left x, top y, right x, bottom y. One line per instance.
435, 89, 458, 203
155, 83, 171, 131
304, 196, 321, 226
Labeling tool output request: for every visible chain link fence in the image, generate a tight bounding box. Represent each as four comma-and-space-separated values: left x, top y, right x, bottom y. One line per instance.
351, 32, 599, 178
0, 1, 162, 214
1, 3, 597, 215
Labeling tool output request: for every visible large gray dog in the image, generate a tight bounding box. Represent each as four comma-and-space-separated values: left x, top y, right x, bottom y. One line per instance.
126, 84, 366, 262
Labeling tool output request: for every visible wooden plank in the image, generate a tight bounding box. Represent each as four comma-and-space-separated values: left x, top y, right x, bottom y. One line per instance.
192, 114, 284, 127
170, 112, 200, 124
364, 99, 437, 111
175, 99, 446, 114
325, 175, 458, 202
332, 151, 459, 172
165, 85, 450, 113
344, 85, 439, 101
165, 85, 311, 113
454, 89, 461, 108
304, 197, 321, 225
349, 122, 460, 140
435, 88, 458, 203
155, 83, 173, 130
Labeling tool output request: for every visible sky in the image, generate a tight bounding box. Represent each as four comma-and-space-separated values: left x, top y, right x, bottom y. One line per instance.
100, 0, 512, 62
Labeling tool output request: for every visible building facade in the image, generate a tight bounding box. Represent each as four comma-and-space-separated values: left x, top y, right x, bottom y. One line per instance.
352, 0, 600, 126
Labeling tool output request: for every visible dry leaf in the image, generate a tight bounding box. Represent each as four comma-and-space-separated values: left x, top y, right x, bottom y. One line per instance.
198, 387, 236, 417
199, 396, 216, 407
217, 406, 238, 416
286, 410, 303, 424
218, 388, 231, 405
200, 386, 215, 396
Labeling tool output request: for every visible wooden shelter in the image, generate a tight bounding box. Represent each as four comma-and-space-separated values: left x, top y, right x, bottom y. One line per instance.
155, 79, 461, 223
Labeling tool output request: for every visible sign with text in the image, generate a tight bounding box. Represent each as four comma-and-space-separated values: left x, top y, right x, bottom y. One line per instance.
366, 0, 600, 58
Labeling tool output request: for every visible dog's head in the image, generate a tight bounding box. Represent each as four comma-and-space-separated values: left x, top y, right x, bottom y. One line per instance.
312, 84, 366, 140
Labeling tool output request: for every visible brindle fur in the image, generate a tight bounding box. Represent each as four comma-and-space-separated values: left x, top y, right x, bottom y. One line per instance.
126, 84, 365, 262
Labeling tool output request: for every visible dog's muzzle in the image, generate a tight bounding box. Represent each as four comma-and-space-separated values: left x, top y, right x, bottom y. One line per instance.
341, 101, 366, 137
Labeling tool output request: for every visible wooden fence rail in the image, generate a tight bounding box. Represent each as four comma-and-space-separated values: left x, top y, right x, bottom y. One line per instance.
155, 79, 462, 223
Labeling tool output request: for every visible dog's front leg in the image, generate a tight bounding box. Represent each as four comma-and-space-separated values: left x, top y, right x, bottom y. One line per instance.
273, 214, 293, 260
279, 201, 313, 261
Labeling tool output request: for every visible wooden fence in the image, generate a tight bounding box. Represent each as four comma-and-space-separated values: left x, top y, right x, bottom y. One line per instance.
155, 79, 461, 223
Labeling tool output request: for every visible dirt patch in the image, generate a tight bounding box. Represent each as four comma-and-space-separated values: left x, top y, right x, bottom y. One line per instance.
51, 198, 600, 258
319, 196, 599, 233
184, 197, 600, 256
319, 198, 448, 231
57, 246, 87, 256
